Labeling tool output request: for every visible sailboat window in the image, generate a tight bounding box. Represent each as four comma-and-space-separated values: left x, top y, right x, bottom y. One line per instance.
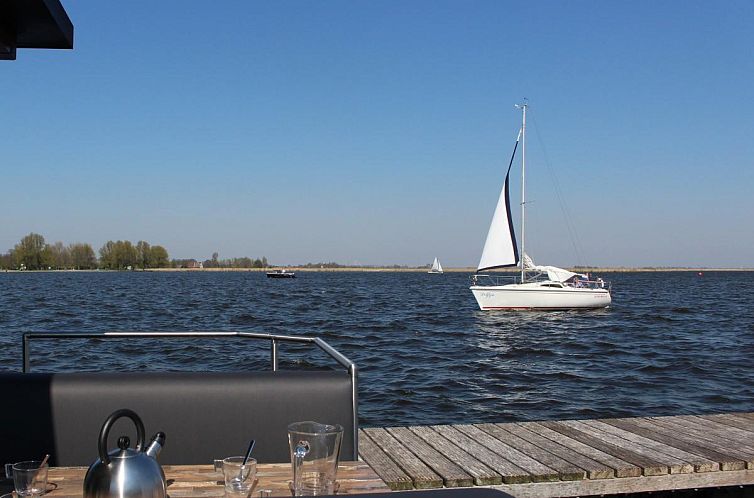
542, 283, 563, 288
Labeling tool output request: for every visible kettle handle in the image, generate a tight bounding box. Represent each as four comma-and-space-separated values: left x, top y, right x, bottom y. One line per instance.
98, 409, 146, 465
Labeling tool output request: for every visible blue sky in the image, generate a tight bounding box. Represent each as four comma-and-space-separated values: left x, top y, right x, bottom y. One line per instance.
2, 0, 753, 267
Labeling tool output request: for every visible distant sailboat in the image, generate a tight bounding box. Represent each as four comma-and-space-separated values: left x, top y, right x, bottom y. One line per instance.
428, 257, 443, 274
469, 103, 611, 310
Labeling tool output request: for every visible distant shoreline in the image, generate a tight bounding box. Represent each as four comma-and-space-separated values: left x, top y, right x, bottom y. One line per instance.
150, 267, 754, 273
3, 267, 753, 273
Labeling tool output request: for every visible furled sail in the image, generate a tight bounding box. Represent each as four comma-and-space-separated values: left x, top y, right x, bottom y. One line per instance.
477, 130, 521, 272
524, 253, 586, 283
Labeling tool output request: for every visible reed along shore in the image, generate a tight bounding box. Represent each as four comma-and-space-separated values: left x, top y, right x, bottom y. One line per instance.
143, 267, 754, 273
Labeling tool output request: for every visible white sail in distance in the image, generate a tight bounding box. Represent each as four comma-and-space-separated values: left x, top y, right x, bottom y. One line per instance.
477, 129, 521, 272
429, 257, 443, 273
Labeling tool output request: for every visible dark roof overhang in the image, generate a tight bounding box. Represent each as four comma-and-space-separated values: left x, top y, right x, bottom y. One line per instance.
1, 0, 74, 60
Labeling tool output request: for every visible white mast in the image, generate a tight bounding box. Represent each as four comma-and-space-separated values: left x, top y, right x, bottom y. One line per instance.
515, 101, 527, 283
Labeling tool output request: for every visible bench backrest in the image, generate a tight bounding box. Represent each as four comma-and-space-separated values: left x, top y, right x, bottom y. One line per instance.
0, 371, 355, 466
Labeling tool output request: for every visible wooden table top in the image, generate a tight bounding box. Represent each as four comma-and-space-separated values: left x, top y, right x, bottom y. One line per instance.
46, 462, 390, 498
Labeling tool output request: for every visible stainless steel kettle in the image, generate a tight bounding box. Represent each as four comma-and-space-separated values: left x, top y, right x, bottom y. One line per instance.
83, 409, 167, 498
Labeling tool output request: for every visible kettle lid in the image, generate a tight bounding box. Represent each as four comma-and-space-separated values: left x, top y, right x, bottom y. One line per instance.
107, 436, 141, 460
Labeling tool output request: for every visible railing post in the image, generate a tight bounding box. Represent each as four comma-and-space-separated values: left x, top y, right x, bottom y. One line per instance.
22, 333, 30, 373
350, 363, 359, 458
271, 339, 278, 371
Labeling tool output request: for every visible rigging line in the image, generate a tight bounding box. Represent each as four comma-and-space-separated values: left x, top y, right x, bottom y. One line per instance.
528, 110, 586, 267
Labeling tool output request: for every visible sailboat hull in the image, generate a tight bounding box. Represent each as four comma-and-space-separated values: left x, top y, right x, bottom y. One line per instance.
470, 282, 611, 310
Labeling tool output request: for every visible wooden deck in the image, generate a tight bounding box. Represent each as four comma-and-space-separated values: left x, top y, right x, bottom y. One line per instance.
359, 412, 754, 498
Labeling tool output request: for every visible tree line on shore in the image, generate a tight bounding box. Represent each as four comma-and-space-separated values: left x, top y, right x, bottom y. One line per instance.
173, 252, 269, 269
298, 261, 422, 269
0, 233, 269, 271
0, 233, 170, 270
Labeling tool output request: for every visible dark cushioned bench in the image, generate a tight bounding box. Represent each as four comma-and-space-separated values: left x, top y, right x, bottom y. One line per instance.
0, 371, 356, 466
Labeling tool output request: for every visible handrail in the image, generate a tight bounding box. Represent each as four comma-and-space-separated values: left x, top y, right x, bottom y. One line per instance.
22, 331, 353, 372
471, 273, 520, 286
21, 331, 359, 456
472, 273, 611, 291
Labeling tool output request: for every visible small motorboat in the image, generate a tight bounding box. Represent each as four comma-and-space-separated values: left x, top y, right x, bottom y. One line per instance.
266, 269, 296, 279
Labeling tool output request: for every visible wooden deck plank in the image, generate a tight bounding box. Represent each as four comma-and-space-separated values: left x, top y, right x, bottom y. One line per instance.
662, 415, 754, 450
386, 427, 473, 487
583, 419, 706, 473
647, 416, 754, 467
540, 420, 668, 476
431, 425, 530, 484
561, 420, 678, 474
481, 423, 587, 481
601, 417, 730, 471
520, 422, 639, 478
361, 428, 442, 489
357, 429, 414, 490
490, 469, 754, 498
506, 423, 614, 479
687, 415, 754, 447
360, 412, 754, 497
702, 413, 754, 433
409, 426, 502, 486
459, 424, 559, 482
640, 416, 747, 470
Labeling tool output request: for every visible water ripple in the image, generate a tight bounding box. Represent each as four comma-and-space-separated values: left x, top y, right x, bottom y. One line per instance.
0, 270, 753, 427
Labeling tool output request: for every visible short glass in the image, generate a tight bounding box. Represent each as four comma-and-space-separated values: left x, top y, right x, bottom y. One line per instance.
214, 456, 257, 495
5, 461, 48, 498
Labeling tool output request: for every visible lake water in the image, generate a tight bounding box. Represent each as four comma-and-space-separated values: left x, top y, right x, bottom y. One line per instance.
1, 270, 753, 427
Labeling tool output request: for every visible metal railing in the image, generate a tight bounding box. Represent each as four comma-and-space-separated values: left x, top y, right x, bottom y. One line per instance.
22, 331, 359, 456
471, 273, 611, 291
471, 273, 520, 286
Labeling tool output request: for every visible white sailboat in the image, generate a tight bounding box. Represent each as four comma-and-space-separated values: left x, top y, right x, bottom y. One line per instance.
470, 103, 611, 310
428, 257, 443, 274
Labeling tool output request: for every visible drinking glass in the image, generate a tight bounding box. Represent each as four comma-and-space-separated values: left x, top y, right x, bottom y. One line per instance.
9, 461, 48, 498
288, 421, 343, 496
219, 456, 256, 495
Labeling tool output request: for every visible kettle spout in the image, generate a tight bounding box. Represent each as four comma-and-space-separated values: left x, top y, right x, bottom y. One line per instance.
145, 432, 166, 459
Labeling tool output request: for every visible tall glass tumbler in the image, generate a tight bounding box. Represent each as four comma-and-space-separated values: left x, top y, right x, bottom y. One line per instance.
288, 421, 343, 496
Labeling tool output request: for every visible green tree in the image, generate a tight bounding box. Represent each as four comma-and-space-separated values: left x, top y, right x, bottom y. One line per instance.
136, 240, 152, 269
70, 243, 96, 269
115, 240, 138, 269
99, 240, 134, 269
14, 233, 47, 270
48, 241, 72, 269
99, 241, 116, 269
204, 252, 220, 269
149, 245, 169, 268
